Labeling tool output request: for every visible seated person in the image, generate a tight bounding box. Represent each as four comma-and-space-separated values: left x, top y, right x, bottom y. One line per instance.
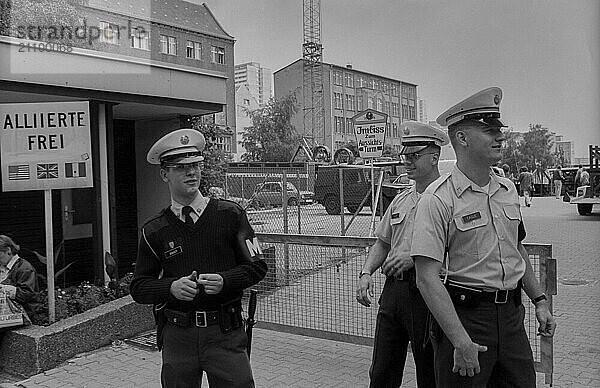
0, 235, 42, 321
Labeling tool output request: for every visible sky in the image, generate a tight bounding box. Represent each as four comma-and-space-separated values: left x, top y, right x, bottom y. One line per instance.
197, 0, 599, 159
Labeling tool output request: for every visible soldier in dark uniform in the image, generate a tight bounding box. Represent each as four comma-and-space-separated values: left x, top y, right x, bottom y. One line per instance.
412, 88, 556, 387
357, 121, 448, 387
130, 129, 267, 388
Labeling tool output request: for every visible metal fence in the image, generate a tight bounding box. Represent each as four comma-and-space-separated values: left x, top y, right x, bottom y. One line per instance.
225, 163, 405, 237
243, 235, 556, 384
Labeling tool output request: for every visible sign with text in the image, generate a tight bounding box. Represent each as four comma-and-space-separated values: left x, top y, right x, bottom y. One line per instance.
352, 109, 388, 159
0, 101, 93, 191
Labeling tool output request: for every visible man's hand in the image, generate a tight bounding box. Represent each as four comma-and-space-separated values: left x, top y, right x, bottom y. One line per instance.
381, 256, 414, 277
197, 274, 224, 295
170, 271, 198, 301
535, 301, 556, 337
356, 274, 374, 307
453, 341, 488, 377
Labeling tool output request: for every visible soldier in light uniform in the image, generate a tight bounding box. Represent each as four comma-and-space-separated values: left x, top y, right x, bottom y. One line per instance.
130, 129, 267, 388
411, 88, 556, 387
357, 121, 448, 387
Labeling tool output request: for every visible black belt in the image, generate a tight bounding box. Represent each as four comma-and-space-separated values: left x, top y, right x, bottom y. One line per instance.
164, 308, 220, 328
479, 288, 520, 304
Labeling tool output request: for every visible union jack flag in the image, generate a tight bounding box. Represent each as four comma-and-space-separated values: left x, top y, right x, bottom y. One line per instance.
37, 163, 59, 179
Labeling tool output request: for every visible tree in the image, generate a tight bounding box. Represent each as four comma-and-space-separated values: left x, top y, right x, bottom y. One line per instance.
241, 93, 300, 162
189, 120, 233, 194
518, 124, 554, 172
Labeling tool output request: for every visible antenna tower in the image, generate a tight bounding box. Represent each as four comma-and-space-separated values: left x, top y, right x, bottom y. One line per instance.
302, 0, 324, 146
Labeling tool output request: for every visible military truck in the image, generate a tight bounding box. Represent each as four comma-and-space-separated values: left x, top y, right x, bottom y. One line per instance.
314, 161, 410, 215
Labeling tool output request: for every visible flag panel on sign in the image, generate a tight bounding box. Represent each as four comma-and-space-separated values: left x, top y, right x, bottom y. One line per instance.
37, 163, 59, 179
8, 165, 30, 180
65, 162, 87, 178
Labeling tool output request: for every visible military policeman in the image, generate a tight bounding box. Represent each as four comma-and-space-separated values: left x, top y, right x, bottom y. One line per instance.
411, 88, 555, 387
130, 128, 268, 388
411, 87, 556, 387
357, 121, 448, 387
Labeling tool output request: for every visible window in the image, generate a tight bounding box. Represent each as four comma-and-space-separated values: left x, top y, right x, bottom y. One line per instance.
392, 123, 399, 138
385, 102, 391, 114
382, 82, 388, 94
344, 73, 353, 87
334, 116, 345, 133
334, 93, 343, 110
356, 97, 364, 111
186, 40, 201, 59
374, 80, 380, 91
391, 84, 398, 96
368, 79, 375, 89
345, 94, 355, 111
99, 21, 120, 44
358, 76, 365, 88
346, 118, 354, 134
130, 27, 148, 49
334, 71, 343, 85
368, 97, 374, 109
377, 98, 383, 112
160, 34, 177, 55
213, 136, 231, 152
211, 45, 225, 64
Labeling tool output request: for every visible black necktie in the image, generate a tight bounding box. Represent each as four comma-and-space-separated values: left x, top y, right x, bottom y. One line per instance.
182, 206, 195, 227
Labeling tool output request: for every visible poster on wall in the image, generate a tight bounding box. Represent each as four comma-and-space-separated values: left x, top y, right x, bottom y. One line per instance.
0, 101, 93, 192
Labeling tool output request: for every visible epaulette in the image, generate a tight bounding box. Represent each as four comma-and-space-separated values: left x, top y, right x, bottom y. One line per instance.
215, 198, 245, 213
141, 207, 170, 229
424, 173, 452, 195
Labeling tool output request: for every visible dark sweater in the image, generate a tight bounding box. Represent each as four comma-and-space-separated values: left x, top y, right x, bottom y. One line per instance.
1, 257, 42, 316
130, 198, 267, 311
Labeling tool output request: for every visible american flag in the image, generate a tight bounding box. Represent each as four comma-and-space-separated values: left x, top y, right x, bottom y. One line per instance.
37, 163, 59, 179
8, 165, 30, 180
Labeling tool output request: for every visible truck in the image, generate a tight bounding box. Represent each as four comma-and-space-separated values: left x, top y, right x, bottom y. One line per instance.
570, 145, 600, 215
314, 161, 410, 215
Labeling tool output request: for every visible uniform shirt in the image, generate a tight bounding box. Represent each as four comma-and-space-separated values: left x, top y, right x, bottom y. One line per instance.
411, 166, 525, 291
170, 191, 209, 223
375, 186, 420, 267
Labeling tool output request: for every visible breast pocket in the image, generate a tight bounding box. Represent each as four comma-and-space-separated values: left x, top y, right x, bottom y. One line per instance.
453, 210, 489, 258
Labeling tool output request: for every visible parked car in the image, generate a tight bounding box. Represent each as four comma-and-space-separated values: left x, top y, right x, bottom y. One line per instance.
252, 181, 314, 207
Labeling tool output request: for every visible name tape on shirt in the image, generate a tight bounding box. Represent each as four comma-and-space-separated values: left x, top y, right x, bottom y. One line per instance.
462, 212, 482, 223
164, 246, 183, 259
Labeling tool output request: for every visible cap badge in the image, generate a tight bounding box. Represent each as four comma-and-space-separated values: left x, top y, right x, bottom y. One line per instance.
494, 95, 501, 105
180, 135, 190, 145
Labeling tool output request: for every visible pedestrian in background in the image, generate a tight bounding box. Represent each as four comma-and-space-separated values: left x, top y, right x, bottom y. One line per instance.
412, 87, 555, 387
553, 166, 564, 199
357, 121, 448, 387
130, 129, 267, 388
518, 166, 534, 207
574, 164, 584, 189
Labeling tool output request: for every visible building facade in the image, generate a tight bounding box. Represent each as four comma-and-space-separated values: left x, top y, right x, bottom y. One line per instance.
418, 98, 428, 123
233, 84, 261, 161
234, 61, 273, 106
0, 0, 235, 284
274, 60, 418, 154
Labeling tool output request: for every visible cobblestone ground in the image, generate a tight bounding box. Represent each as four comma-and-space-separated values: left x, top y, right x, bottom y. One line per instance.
1, 198, 598, 387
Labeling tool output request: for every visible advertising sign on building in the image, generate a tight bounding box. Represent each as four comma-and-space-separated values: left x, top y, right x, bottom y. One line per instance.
352, 109, 388, 159
0, 101, 93, 192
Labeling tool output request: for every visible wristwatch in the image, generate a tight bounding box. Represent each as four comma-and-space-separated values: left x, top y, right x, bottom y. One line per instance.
532, 294, 547, 306
359, 270, 371, 279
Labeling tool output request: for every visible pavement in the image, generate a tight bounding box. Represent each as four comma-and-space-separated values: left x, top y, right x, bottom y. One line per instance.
0, 197, 598, 387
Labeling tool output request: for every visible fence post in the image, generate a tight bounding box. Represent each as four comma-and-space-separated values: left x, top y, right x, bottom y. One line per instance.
283, 171, 290, 285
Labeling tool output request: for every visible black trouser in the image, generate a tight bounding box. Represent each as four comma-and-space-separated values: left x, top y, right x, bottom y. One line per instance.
161, 323, 254, 388
431, 301, 535, 388
369, 275, 435, 388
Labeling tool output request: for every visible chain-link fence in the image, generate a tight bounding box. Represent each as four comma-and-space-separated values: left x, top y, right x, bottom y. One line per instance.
225, 162, 409, 237
242, 238, 556, 383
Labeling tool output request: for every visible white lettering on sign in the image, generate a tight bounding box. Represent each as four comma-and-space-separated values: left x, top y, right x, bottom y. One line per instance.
0, 101, 93, 192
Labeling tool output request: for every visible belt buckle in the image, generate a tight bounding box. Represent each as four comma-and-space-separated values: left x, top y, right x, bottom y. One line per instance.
495, 290, 508, 304
195, 311, 208, 327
